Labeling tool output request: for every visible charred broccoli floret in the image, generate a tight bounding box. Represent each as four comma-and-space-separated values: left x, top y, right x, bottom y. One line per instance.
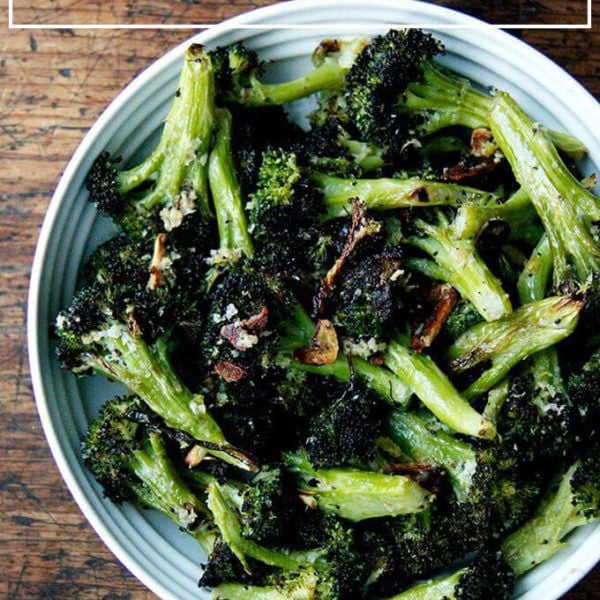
384, 548, 513, 600
326, 242, 405, 341
86, 45, 216, 240
247, 148, 325, 278
343, 28, 443, 153
82, 396, 210, 532
389, 410, 541, 535
502, 451, 600, 576
56, 283, 252, 470
303, 383, 384, 468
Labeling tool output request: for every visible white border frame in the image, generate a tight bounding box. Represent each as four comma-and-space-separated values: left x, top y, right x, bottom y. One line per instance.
8, 0, 593, 29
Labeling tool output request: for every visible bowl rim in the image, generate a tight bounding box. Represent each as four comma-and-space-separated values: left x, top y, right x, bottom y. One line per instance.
27, 1, 600, 599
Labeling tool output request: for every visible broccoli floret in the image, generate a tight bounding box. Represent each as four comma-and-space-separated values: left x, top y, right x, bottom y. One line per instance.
56, 282, 253, 471
502, 450, 600, 576
210, 38, 366, 107
441, 298, 483, 343
445, 295, 583, 400
86, 45, 216, 239
488, 91, 600, 292
82, 396, 209, 528
210, 516, 369, 599
303, 383, 384, 468
406, 210, 512, 322
389, 410, 541, 536
283, 451, 433, 522
247, 149, 325, 278
568, 348, 600, 440
359, 504, 486, 596
397, 56, 584, 160
499, 373, 575, 465
326, 243, 405, 341
343, 29, 442, 154
382, 548, 513, 600
229, 104, 303, 194
497, 236, 577, 463
205, 481, 322, 575
206, 107, 254, 285
303, 118, 386, 176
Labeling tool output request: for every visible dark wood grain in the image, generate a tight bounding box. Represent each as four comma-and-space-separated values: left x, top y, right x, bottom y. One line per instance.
1, 1, 599, 598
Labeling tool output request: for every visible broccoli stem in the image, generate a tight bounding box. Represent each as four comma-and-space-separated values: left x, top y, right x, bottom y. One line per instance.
279, 304, 412, 406
489, 91, 600, 289
385, 569, 464, 599
406, 62, 586, 161
385, 337, 496, 439
84, 326, 254, 469
501, 463, 589, 576
208, 108, 254, 260
130, 431, 210, 525
405, 62, 491, 134
517, 235, 552, 305
518, 235, 569, 409
407, 214, 512, 322
445, 296, 582, 400
312, 172, 499, 221
206, 483, 320, 572
116, 45, 215, 218
238, 60, 348, 106
284, 452, 432, 521
389, 410, 478, 503
451, 187, 540, 242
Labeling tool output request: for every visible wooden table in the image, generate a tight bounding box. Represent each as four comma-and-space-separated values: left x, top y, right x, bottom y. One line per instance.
1, 1, 598, 597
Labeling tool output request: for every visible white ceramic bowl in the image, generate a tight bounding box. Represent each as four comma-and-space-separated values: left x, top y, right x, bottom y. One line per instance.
28, 1, 600, 598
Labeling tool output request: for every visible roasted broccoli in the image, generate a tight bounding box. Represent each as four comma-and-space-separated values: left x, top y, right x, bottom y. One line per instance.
86, 45, 216, 240
445, 295, 582, 399
284, 450, 433, 522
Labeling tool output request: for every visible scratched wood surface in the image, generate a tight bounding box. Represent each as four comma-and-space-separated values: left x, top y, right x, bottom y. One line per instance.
1, 1, 599, 598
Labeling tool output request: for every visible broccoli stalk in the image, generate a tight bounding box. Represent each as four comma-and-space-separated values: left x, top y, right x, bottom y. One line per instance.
510, 235, 574, 457
451, 187, 540, 243
401, 60, 585, 161
502, 458, 600, 576
56, 287, 254, 470
445, 295, 583, 400
389, 410, 480, 503
206, 108, 254, 285
86, 44, 216, 237
211, 38, 367, 107
385, 336, 496, 439
82, 397, 211, 531
283, 451, 433, 522
406, 211, 512, 322
206, 482, 321, 573
278, 303, 412, 406
312, 171, 499, 221
488, 91, 600, 291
